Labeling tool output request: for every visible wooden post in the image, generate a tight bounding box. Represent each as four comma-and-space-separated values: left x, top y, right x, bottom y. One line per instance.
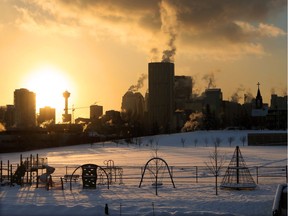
26, 157, 29, 184
286, 165, 288, 183
196, 166, 198, 183
256, 166, 259, 184
10, 164, 13, 186
7, 160, 10, 181
36, 154, 39, 188
0, 160, 2, 183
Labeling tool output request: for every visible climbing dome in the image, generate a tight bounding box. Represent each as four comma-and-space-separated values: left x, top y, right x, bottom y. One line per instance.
221, 146, 257, 190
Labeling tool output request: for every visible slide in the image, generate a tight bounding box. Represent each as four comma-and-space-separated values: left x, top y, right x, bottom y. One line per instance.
39, 165, 55, 183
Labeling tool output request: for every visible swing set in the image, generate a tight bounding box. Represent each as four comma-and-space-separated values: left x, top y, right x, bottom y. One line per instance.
139, 157, 175, 195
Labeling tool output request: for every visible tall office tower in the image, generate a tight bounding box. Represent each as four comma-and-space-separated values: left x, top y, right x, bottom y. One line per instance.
14, 88, 36, 128
90, 105, 103, 120
174, 76, 192, 110
38, 106, 56, 125
148, 62, 175, 132
204, 88, 223, 114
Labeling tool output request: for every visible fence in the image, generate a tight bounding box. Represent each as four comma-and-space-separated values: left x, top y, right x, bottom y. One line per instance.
1, 162, 287, 188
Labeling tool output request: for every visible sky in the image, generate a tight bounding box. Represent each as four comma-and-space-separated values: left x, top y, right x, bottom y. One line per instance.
0, 0, 287, 123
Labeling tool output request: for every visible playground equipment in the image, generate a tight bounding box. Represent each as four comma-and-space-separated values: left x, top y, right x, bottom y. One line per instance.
221, 146, 257, 190
103, 160, 123, 185
139, 157, 175, 195
69, 163, 110, 190
0, 154, 50, 187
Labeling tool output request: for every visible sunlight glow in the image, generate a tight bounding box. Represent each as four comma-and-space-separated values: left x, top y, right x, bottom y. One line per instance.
23, 65, 74, 121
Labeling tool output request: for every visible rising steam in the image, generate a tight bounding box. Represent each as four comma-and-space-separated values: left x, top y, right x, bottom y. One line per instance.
128, 74, 147, 92
150, 0, 178, 63
230, 86, 245, 103
202, 72, 217, 89
181, 112, 203, 132
0, 122, 6, 132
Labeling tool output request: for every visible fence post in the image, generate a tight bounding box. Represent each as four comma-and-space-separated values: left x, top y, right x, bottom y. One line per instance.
256, 166, 259, 184
7, 160, 9, 181
286, 165, 288, 183
0, 161, 2, 183
10, 164, 13, 186
196, 166, 198, 183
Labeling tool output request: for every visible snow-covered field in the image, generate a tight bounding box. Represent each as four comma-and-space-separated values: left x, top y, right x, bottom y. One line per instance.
0, 130, 287, 216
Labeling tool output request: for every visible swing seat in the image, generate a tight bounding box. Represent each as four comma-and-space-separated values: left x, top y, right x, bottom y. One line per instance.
152, 182, 163, 187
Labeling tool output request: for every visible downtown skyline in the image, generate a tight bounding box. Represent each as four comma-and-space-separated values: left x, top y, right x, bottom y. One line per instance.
0, 0, 287, 122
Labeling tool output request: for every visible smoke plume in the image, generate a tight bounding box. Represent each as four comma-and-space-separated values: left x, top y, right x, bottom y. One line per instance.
160, 0, 178, 63
181, 112, 203, 132
128, 73, 147, 92
231, 86, 245, 103
202, 72, 217, 89
244, 91, 254, 103
0, 122, 6, 132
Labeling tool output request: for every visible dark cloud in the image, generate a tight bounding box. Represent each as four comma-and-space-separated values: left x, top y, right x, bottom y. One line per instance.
3, 0, 285, 59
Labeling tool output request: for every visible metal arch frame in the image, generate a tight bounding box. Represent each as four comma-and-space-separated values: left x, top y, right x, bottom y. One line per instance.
139, 157, 175, 190
69, 163, 110, 190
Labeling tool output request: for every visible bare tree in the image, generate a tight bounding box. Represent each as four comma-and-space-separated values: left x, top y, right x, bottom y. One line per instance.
228, 136, 235, 147
150, 139, 160, 158
180, 138, 186, 147
194, 138, 198, 147
204, 137, 209, 147
148, 138, 154, 147
205, 143, 226, 195
135, 137, 142, 147
213, 137, 222, 147
240, 136, 247, 147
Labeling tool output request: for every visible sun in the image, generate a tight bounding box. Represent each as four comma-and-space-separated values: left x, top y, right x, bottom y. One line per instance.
23, 65, 75, 122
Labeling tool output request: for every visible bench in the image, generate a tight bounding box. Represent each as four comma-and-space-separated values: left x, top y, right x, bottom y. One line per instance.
62, 174, 80, 182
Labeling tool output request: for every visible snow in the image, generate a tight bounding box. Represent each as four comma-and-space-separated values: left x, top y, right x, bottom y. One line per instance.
0, 130, 287, 216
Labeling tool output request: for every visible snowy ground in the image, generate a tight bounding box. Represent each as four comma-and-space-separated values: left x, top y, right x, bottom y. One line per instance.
0, 130, 287, 216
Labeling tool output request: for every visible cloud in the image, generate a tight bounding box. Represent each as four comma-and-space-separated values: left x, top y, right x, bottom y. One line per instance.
1, 0, 286, 60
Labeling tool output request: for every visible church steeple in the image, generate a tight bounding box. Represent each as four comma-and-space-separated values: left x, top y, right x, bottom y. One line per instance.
255, 82, 263, 109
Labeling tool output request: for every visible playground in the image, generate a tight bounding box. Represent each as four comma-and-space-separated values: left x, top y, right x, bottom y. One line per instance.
0, 130, 287, 215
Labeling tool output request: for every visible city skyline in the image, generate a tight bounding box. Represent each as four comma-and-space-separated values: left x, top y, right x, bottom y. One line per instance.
0, 1, 287, 122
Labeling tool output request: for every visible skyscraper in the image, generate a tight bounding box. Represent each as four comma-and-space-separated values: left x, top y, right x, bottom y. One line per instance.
14, 88, 36, 128
148, 62, 175, 132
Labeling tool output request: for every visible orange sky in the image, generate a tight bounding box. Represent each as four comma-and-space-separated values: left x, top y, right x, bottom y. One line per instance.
0, 0, 287, 122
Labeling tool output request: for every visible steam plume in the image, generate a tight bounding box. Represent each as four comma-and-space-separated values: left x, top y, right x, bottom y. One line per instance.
128, 74, 147, 92
160, 0, 178, 63
0, 122, 6, 132
244, 91, 254, 103
202, 72, 217, 89
231, 86, 245, 103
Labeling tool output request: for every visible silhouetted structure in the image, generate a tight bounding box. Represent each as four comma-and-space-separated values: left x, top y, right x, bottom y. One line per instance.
251, 83, 268, 129
121, 91, 145, 123
174, 76, 192, 110
90, 105, 103, 121
62, 90, 71, 123
267, 94, 287, 129
148, 62, 175, 133
38, 106, 55, 125
14, 88, 36, 128
221, 146, 257, 190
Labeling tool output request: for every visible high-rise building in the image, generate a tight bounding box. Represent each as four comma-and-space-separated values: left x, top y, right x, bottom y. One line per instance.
14, 88, 36, 128
174, 76, 192, 110
148, 62, 175, 132
38, 106, 55, 125
203, 88, 223, 115
90, 105, 103, 120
